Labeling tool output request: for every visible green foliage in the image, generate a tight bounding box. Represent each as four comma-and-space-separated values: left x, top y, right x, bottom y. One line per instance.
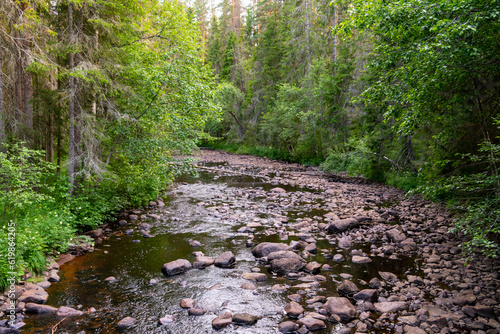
416, 127, 500, 258
0, 143, 75, 288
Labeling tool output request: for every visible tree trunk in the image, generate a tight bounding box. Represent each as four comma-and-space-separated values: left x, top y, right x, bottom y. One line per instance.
22, 38, 33, 146
333, 4, 338, 62
68, 1, 76, 195
0, 37, 5, 147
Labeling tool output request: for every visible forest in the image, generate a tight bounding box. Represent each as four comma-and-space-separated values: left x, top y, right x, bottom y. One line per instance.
0, 0, 499, 289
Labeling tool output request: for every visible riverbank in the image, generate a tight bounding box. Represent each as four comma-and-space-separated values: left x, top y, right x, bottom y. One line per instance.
2, 149, 499, 333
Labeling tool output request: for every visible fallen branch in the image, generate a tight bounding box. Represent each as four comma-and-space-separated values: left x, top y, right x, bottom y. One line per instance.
51, 317, 66, 334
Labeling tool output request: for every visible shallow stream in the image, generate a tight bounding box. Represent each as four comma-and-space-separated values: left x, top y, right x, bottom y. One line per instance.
23, 165, 419, 333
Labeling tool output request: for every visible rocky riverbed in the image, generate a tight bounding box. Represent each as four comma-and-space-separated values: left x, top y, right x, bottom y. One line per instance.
1, 149, 499, 333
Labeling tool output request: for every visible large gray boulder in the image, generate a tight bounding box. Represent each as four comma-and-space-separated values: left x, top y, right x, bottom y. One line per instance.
212, 312, 232, 330
386, 228, 407, 243
327, 218, 359, 233
18, 288, 48, 304
337, 280, 359, 296
322, 297, 356, 321
284, 301, 304, 318
297, 317, 326, 331
270, 258, 306, 275
374, 302, 408, 313
267, 251, 303, 262
252, 242, 290, 258
57, 306, 84, 317
25, 303, 57, 314
214, 251, 236, 268
117, 316, 136, 329
161, 259, 192, 276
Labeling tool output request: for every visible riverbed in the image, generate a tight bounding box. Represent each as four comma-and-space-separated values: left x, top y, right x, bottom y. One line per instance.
16, 150, 500, 333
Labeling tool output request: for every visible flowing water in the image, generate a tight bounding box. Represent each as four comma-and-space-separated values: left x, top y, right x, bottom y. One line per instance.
23, 166, 419, 334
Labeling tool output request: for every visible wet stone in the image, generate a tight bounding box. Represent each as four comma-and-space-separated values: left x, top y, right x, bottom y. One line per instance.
327, 218, 359, 233
180, 298, 194, 308
285, 301, 304, 318
352, 255, 372, 264
48, 270, 60, 282
354, 289, 378, 302
214, 251, 236, 268
232, 313, 258, 325
297, 317, 326, 331
138, 223, 151, 231
189, 239, 202, 247
337, 280, 359, 296
158, 314, 175, 325
252, 242, 290, 258
25, 303, 57, 314
117, 316, 135, 329
278, 321, 300, 333
188, 308, 205, 316
241, 282, 258, 290
322, 297, 356, 321
193, 256, 215, 269
374, 302, 408, 313
272, 284, 287, 291
271, 257, 307, 275
161, 259, 192, 276
56, 306, 83, 317
241, 273, 267, 282
212, 312, 232, 330
386, 228, 406, 243
18, 288, 48, 304
333, 254, 345, 262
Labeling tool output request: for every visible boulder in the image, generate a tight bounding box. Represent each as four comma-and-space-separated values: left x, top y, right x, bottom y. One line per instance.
270, 258, 306, 275
252, 242, 290, 258
322, 297, 356, 321
297, 317, 326, 331
404, 325, 427, 334
193, 256, 215, 269
241, 273, 267, 282
214, 251, 236, 268
188, 308, 205, 316
327, 218, 358, 233
337, 280, 359, 296
379, 271, 399, 282
304, 243, 317, 253
354, 289, 378, 303
138, 223, 151, 231
232, 313, 258, 325
374, 302, 408, 313
57, 306, 84, 317
180, 298, 195, 308
85, 228, 103, 239
305, 261, 322, 274
352, 255, 372, 264
284, 301, 304, 318
212, 312, 232, 330
158, 315, 175, 325
189, 239, 202, 247
386, 228, 406, 243
25, 303, 57, 314
117, 316, 135, 329
241, 282, 258, 290
18, 288, 48, 304
267, 251, 303, 262
278, 321, 300, 333
161, 259, 192, 276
